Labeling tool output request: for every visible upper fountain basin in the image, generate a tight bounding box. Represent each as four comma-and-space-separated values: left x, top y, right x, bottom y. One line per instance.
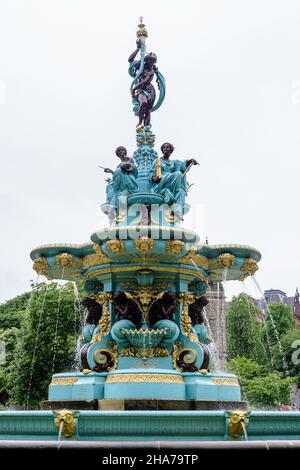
30, 236, 261, 283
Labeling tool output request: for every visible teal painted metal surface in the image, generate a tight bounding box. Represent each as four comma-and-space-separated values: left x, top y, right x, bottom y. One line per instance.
0, 411, 300, 441
48, 371, 241, 402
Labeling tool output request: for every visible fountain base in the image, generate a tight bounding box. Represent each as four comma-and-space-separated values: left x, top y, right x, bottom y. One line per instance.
1, 410, 300, 441
48, 370, 242, 402
42, 398, 247, 411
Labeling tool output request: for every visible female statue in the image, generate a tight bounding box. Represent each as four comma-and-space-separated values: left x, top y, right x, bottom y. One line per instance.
102, 147, 138, 218
104, 146, 138, 195
150, 142, 198, 213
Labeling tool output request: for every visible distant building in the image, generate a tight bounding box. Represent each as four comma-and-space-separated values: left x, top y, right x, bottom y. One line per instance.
255, 288, 300, 328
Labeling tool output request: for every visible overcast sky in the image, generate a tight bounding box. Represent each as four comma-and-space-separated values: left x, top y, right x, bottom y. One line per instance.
0, 0, 299, 303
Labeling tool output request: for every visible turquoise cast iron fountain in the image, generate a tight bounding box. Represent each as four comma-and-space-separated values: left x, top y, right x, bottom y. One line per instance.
1, 19, 300, 444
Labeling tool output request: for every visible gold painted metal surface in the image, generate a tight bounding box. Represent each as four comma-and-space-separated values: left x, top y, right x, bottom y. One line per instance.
55, 409, 76, 438
228, 411, 249, 438
106, 373, 184, 384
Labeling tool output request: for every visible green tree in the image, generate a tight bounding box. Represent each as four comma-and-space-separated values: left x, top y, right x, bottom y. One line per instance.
243, 372, 294, 408
226, 356, 267, 382
227, 357, 294, 408
8, 282, 83, 407
0, 291, 30, 329
265, 302, 296, 345
0, 327, 19, 406
226, 293, 268, 365
271, 328, 300, 377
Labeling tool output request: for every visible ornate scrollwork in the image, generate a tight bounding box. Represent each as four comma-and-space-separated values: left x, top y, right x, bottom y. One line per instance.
179, 293, 195, 336
172, 343, 198, 372
93, 243, 112, 264
93, 293, 112, 339
93, 344, 118, 372
121, 345, 169, 358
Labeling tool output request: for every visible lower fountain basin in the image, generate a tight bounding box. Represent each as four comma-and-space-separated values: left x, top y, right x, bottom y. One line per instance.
121, 327, 169, 349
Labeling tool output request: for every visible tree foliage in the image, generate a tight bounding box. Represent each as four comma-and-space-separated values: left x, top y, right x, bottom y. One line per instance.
0, 291, 30, 329
226, 293, 268, 365
265, 302, 296, 345
271, 328, 300, 376
227, 357, 294, 408
0, 282, 84, 408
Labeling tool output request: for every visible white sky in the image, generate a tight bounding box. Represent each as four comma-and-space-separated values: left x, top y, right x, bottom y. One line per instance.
0, 0, 299, 303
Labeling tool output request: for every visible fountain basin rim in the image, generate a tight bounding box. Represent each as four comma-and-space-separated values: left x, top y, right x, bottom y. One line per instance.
121, 327, 169, 335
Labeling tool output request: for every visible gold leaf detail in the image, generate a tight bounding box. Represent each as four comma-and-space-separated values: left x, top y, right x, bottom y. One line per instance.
33, 256, 48, 273
56, 252, 73, 267
106, 373, 184, 384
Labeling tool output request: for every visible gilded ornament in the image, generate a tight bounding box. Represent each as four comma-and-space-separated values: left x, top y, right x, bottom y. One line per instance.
124, 287, 166, 318
181, 304, 191, 336
172, 343, 182, 372
93, 243, 112, 264
50, 377, 78, 386
172, 343, 197, 372
33, 256, 48, 274
189, 331, 199, 343
120, 345, 136, 357
106, 239, 125, 254
178, 293, 195, 337
241, 258, 258, 276
218, 253, 235, 269
228, 411, 249, 438
120, 345, 169, 358
106, 373, 184, 384
55, 409, 76, 438
136, 17, 148, 43
85, 264, 206, 282
94, 293, 112, 338
167, 240, 185, 255
135, 237, 155, 253
211, 377, 239, 386
93, 344, 118, 371
180, 250, 209, 270
56, 252, 73, 268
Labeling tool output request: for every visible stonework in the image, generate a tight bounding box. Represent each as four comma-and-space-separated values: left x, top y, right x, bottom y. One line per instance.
205, 281, 227, 371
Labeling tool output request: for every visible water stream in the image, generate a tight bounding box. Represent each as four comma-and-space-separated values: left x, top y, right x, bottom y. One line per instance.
251, 275, 289, 375
51, 268, 65, 374
25, 281, 50, 408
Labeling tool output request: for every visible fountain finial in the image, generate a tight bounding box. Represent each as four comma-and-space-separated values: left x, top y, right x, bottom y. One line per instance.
137, 17, 148, 43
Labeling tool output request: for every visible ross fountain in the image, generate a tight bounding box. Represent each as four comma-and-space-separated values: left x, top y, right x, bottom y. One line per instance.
1, 19, 300, 444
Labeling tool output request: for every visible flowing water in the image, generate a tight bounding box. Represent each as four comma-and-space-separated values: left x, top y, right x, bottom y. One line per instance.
72, 282, 83, 371
25, 282, 50, 408
241, 421, 248, 440
51, 268, 65, 374
251, 275, 289, 375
